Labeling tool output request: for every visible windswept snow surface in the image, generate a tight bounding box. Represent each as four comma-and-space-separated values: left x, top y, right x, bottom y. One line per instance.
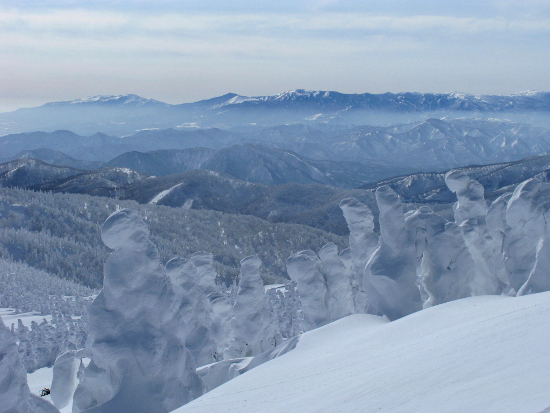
175, 292, 550, 413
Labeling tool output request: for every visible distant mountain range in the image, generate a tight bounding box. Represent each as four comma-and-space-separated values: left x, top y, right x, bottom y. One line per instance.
2, 90, 550, 136
3, 119, 550, 183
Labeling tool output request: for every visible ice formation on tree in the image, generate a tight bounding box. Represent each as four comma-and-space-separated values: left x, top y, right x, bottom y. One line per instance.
225, 256, 281, 358
504, 178, 550, 294
184, 251, 233, 360
445, 170, 501, 295
339, 197, 379, 312
286, 250, 330, 330
188, 252, 233, 360
404, 207, 474, 307
0, 258, 93, 374
50, 349, 88, 410
485, 192, 513, 290
266, 282, 303, 339
72, 209, 203, 413
445, 170, 488, 224
9, 169, 550, 413
0, 318, 59, 413
317, 243, 354, 321
0, 316, 33, 413
363, 186, 422, 320
165, 256, 218, 367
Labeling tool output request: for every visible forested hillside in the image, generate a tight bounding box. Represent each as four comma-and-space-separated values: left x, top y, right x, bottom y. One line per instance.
0, 187, 346, 287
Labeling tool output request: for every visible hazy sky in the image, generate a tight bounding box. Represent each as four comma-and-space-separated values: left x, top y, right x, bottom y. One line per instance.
1, 0, 550, 112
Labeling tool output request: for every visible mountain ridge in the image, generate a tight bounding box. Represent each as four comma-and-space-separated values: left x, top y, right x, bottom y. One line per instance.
2, 90, 550, 136
3, 119, 550, 176
11, 89, 550, 112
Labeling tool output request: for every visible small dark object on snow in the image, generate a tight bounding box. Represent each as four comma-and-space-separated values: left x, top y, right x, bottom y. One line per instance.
40, 388, 50, 397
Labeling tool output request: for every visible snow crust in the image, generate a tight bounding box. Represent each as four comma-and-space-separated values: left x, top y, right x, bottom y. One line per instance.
175, 292, 550, 413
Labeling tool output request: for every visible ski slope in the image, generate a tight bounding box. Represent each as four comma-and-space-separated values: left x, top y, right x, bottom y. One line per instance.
175, 292, 550, 413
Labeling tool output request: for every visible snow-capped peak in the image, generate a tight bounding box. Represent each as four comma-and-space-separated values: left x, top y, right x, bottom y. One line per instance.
215, 95, 258, 107
512, 90, 544, 97
46, 94, 167, 107
272, 89, 324, 100
448, 91, 473, 100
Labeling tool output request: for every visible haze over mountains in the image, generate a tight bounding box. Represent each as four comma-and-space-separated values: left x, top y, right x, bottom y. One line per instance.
3, 90, 550, 236
3, 88, 550, 413
3, 117, 550, 187
2, 90, 550, 136
3, 89, 550, 236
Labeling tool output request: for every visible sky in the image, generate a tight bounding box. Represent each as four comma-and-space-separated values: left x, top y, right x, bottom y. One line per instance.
1, 0, 550, 112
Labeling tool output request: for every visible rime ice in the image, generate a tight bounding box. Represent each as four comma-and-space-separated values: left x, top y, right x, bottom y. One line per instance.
72, 209, 203, 413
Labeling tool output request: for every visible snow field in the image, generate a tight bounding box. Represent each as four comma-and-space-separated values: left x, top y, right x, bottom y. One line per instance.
0, 308, 52, 328
176, 292, 550, 413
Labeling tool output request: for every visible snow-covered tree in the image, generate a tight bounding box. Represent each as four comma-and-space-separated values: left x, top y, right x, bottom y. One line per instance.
72, 209, 203, 413
286, 250, 330, 330
0, 317, 59, 413
225, 256, 281, 358
363, 186, 421, 320
339, 197, 379, 312
166, 256, 218, 367
318, 243, 354, 321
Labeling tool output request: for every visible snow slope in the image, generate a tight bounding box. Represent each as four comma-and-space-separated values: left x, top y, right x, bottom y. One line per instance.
176, 292, 550, 413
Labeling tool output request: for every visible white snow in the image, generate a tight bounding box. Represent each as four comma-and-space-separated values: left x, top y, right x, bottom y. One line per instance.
149, 183, 183, 204
263, 284, 285, 293
27, 367, 53, 401
305, 113, 323, 121
175, 292, 550, 413
0, 308, 52, 328
216, 95, 258, 107
513, 90, 543, 97
28, 367, 74, 413
111, 167, 135, 175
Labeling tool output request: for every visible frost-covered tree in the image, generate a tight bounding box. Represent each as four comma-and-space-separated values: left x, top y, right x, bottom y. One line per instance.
50, 350, 83, 410
0, 317, 59, 413
445, 170, 501, 295
363, 186, 421, 320
0, 186, 346, 287
504, 178, 550, 293
286, 250, 330, 330
266, 282, 303, 339
225, 256, 281, 358
405, 207, 475, 307
72, 209, 203, 413
317, 243, 354, 321
166, 256, 218, 367
188, 252, 233, 360
339, 197, 379, 312
0, 258, 92, 374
